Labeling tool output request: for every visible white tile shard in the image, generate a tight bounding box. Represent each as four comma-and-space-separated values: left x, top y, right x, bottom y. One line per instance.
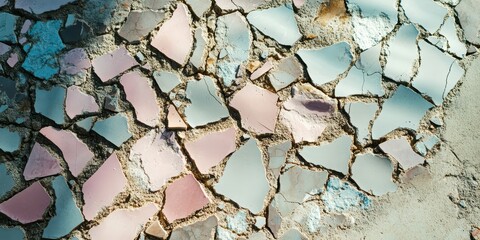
299, 135, 352, 175
351, 153, 397, 196
384, 24, 419, 83
268, 56, 303, 91
279, 166, 328, 203
401, 0, 447, 33
345, 102, 379, 144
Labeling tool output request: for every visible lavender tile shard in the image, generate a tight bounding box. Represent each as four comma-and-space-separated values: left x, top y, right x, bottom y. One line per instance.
380, 137, 424, 170
24, 142, 63, 181
92, 46, 138, 82
65, 86, 99, 119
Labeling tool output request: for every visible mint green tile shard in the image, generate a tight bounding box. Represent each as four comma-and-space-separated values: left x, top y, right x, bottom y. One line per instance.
42, 176, 84, 239
35, 86, 66, 125
0, 226, 25, 240
92, 113, 132, 147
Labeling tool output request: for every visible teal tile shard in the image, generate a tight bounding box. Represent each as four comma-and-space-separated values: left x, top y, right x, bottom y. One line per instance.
299, 135, 352, 175
0, 13, 18, 43
0, 226, 25, 240
22, 20, 65, 80
0, 163, 15, 198
76, 117, 94, 131
92, 114, 132, 147
153, 71, 182, 93
35, 86, 66, 125
0, 127, 21, 153
247, 4, 302, 46
321, 177, 371, 212
184, 76, 229, 128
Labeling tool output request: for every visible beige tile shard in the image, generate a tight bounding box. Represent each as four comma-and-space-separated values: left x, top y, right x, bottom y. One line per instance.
170, 215, 218, 239
167, 105, 187, 130
145, 220, 167, 239
65, 86, 99, 119
250, 60, 273, 80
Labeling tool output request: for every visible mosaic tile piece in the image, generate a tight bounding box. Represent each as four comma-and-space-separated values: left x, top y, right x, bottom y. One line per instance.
456, 0, 480, 45
92, 46, 138, 82
439, 16, 467, 58
0, 42, 11, 56
35, 86, 66, 124
92, 114, 132, 147
6, 53, 18, 67
0, 226, 25, 240
170, 215, 218, 239
279, 229, 308, 240
0, 181, 51, 224
167, 105, 187, 130
145, 220, 167, 239
384, 24, 419, 83
380, 137, 424, 170
186, 0, 211, 18
0, 127, 21, 153
24, 142, 63, 181
0, 163, 15, 198
279, 166, 328, 203
119, 10, 165, 43
59, 20, 90, 44
153, 71, 182, 94
250, 60, 273, 80
402, 0, 447, 33
0, 13, 18, 43
59, 48, 91, 77
76, 117, 94, 131
162, 174, 210, 223
82, 153, 127, 220
268, 56, 303, 91
65, 86, 99, 119
268, 141, 291, 179
322, 177, 371, 212
351, 153, 397, 196
190, 27, 208, 69
226, 210, 248, 234
299, 135, 352, 175
15, 0, 76, 14
345, 102, 378, 144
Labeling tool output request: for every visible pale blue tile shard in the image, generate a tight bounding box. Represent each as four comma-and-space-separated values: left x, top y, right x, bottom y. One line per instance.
153, 71, 182, 93
299, 135, 352, 174
22, 20, 65, 80
0, 163, 15, 198
92, 113, 132, 147
43, 176, 84, 239
0, 226, 25, 240
0, 128, 21, 153
345, 102, 379, 144
65, 14, 75, 27
15, 0, 77, 15
321, 177, 371, 212
0, 13, 18, 43
34, 86, 66, 125
0, 0, 8, 8
76, 117, 94, 131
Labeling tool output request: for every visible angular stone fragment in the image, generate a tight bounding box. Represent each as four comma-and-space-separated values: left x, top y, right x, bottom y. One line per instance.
299, 135, 352, 174
384, 24, 419, 83
130, 130, 185, 191
170, 215, 218, 239
269, 56, 303, 91
92, 46, 138, 82
167, 105, 187, 130
24, 143, 62, 181
439, 16, 467, 58
15, 0, 76, 14
230, 83, 279, 134
412, 41, 465, 105
0, 13, 18, 43
215, 12, 251, 86
250, 61, 273, 80
89, 203, 159, 240
0, 127, 21, 153
184, 76, 229, 127
0, 163, 14, 198
186, 0, 211, 17
322, 177, 371, 212
60, 48, 91, 77
0, 226, 25, 240
35, 86, 66, 124
151, 3, 193, 65
92, 114, 132, 147
402, 0, 447, 33
153, 71, 182, 94
214, 139, 270, 214
351, 153, 397, 196
65, 86, 99, 119
345, 102, 378, 144
163, 174, 210, 222
119, 10, 165, 43
120, 71, 160, 127
279, 166, 328, 202
82, 153, 127, 220
456, 0, 480, 45
247, 4, 301, 46
0, 182, 50, 224
380, 137, 424, 170
145, 221, 167, 239
371, 86, 433, 139
267, 141, 291, 179
297, 42, 352, 86
43, 176, 84, 239
185, 127, 236, 174
190, 27, 208, 69
40, 126, 94, 177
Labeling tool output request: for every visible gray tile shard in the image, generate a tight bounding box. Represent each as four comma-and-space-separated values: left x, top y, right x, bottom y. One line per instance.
186, 0, 211, 18
170, 215, 218, 239
351, 153, 397, 196
118, 10, 165, 43
92, 113, 132, 147
190, 27, 208, 69
456, 0, 480, 45
268, 56, 303, 91
299, 135, 352, 174
268, 141, 291, 179
279, 229, 308, 240
322, 177, 371, 212
143, 0, 170, 10
279, 166, 328, 203
214, 139, 269, 214
15, 0, 76, 14
153, 71, 182, 93
247, 4, 302, 46
384, 24, 419, 83
345, 102, 378, 144
401, 0, 447, 33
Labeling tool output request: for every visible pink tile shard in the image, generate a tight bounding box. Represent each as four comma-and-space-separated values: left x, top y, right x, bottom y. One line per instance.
185, 127, 236, 174
250, 60, 273, 80
162, 174, 210, 223
130, 130, 185, 191
82, 153, 127, 221
230, 83, 279, 134
23, 142, 63, 181
380, 137, 425, 170
151, 3, 193, 66
89, 203, 159, 240
0, 182, 51, 224
7, 53, 18, 68
92, 46, 138, 82
65, 86, 100, 119
60, 48, 91, 76
120, 72, 160, 127
167, 105, 187, 130
40, 126, 94, 177
293, 0, 305, 8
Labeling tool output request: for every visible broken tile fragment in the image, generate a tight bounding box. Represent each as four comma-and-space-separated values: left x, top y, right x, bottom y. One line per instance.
247, 4, 301, 46
186, 0, 211, 18
456, 0, 480, 45
35, 86, 66, 124
153, 71, 182, 93
167, 105, 187, 130
268, 56, 302, 91
0, 226, 25, 240
0, 13, 18, 43
216, 226, 238, 240
59, 20, 90, 44
0, 42, 11, 56
6, 53, 18, 68
345, 102, 378, 144
250, 61, 273, 80
214, 139, 269, 214
0, 0, 7, 7
0, 163, 14, 198
297, 42, 352, 86
185, 127, 236, 174
279, 229, 308, 240
380, 137, 424, 170
371, 85, 433, 139
151, 3, 193, 65
227, 210, 248, 234
299, 135, 352, 174
89, 203, 159, 240
170, 215, 218, 239
190, 27, 208, 69
268, 141, 291, 179
83, 0, 133, 34
184, 76, 229, 127
0, 182, 51, 224
65, 86, 99, 119
322, 177, 371, 212
215, 12, 251, 86
0, 127, 21, 153
15, 0, 76, 14
120, 71, 160, 127
162, 174, 210, 222
351, 153, 397, 196
60, 48, 91, 77
92, 114, 132, 147
92, 46, 138, 82
402, 0, 447, 33
82, 153, 127, 220
230, 83, 279, 134
130, 130, 185, 191
279, 166, 328, 202
145, 221, 167, 239
412, 41, 465, 105
119, 10, 165, 43
42, 176, 84, 239
24, 142, 63, 181
440, 16, 467, 58
40, 126, 94, 177
384, 24, 419, 83
76, 117, 94, 131
143, 0, 171, 10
